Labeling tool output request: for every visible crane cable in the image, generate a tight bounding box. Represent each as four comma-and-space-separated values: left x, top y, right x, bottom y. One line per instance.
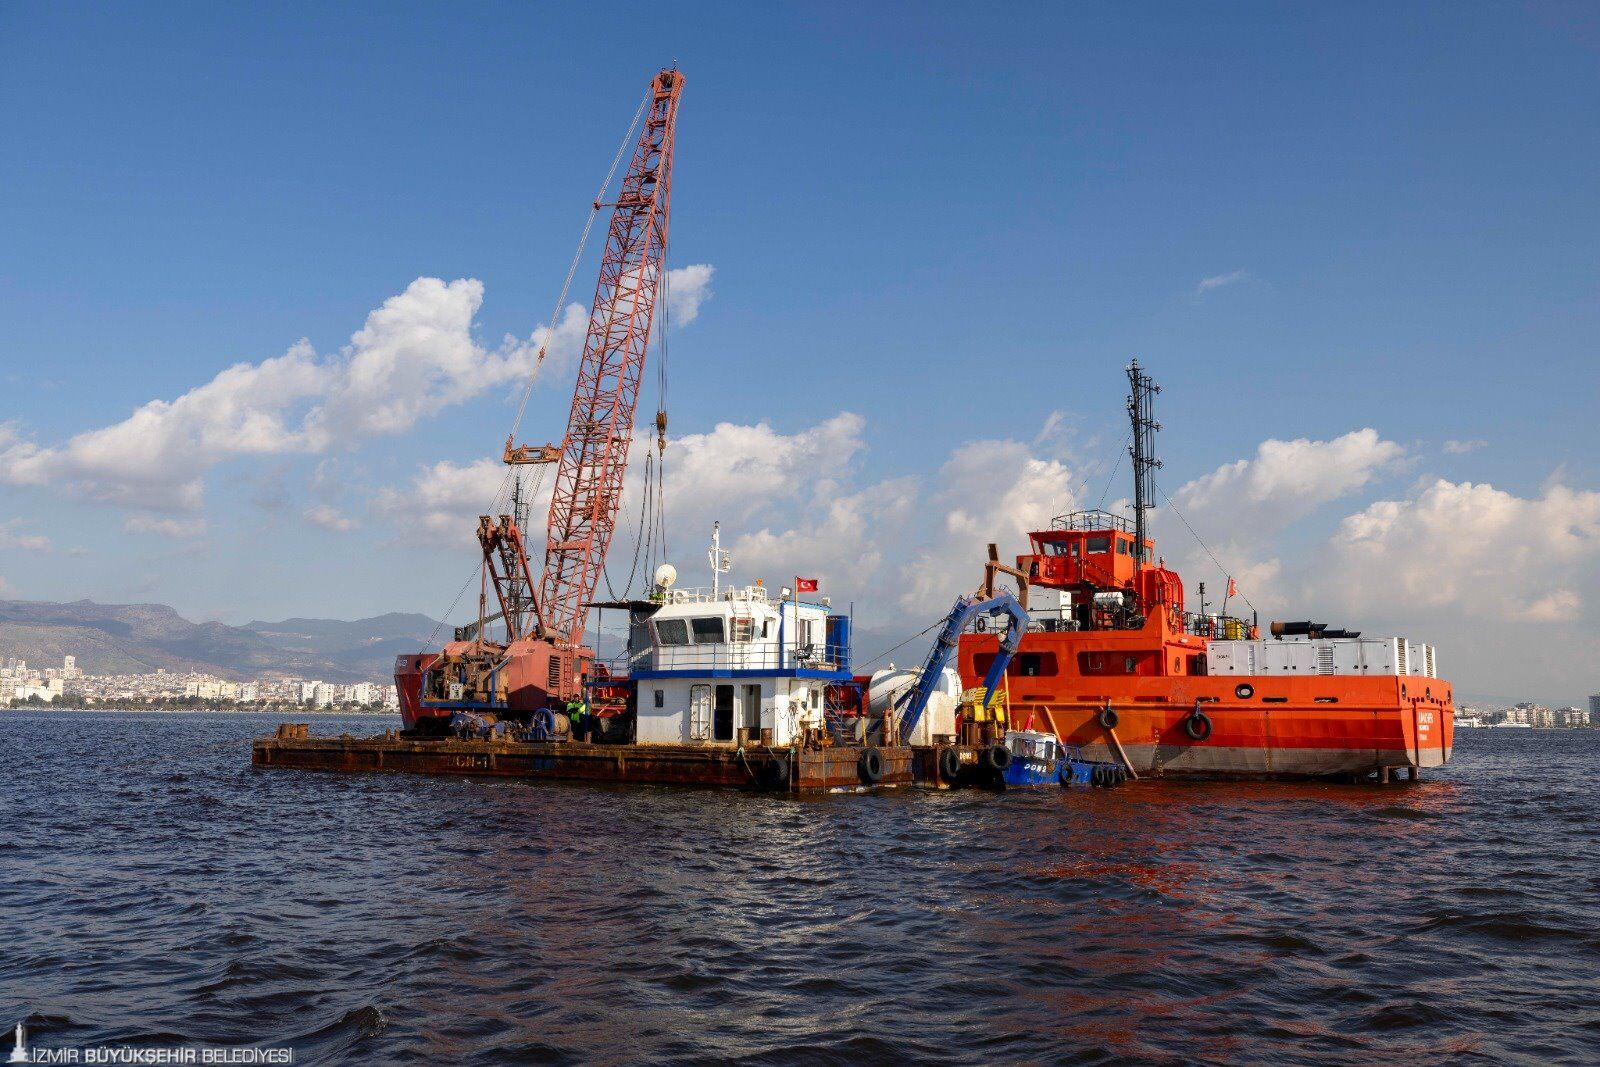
423, 87, 652, 652
1153, 480, 1257, 615
600, 204, 675, 602
507, 86, 652, 444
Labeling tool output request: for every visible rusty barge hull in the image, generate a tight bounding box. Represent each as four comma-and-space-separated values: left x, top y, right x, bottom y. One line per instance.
252, 732, 914, 794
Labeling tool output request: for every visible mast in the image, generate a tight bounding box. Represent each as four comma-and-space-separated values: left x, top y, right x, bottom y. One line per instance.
708, 521, 730, 599
1126, 360, 1161, 569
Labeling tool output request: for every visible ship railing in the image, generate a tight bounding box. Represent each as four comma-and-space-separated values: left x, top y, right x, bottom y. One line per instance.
1184, 612, 1254, 640
631, 643, 849, 673
1049, 509, 1136, 534
655, 585, 775, 606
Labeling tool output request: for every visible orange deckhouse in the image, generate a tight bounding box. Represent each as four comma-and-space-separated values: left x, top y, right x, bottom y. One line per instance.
958, 363, 1453, 780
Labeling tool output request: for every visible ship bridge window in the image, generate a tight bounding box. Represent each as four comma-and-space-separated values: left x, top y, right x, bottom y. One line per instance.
1018, 652, 1058, 677
1040, 540, 1069, 556
973, 652, 1058, 677
655, 619, 689, 646
691, 617, 726, 644
1117, 539, 1130, 555
1086, 536, 1111, 553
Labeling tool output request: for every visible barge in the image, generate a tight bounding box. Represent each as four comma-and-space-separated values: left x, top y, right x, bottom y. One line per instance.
253, 725, 912, 793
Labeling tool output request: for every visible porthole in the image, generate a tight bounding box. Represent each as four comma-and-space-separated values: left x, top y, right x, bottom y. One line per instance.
1235, 683, 1254, 699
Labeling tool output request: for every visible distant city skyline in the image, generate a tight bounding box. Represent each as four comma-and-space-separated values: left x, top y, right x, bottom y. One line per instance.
2, 5, 1598, 707
1, 652, 398, 708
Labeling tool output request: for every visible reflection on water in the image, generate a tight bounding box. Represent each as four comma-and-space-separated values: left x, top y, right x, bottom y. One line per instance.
1, 711, 1597, 1064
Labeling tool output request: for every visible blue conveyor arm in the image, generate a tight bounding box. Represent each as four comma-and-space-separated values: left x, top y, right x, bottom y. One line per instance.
895, 591, 1029, 745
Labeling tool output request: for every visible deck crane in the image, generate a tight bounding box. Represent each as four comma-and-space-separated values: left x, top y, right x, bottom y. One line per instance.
395, 68, 684, 730
894, 591, 1029, 746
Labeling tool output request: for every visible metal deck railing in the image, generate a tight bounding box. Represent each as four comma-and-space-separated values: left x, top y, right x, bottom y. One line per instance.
1049, 509, 1136, 533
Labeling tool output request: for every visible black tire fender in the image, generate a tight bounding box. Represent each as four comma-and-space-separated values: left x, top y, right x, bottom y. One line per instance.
1098, 704, 1119, 731
937, 746, 963, 783
858, 746, 885, 784
762, 756, 790, 790
983, 744, 1012, 773
1185, 710, 1214, 742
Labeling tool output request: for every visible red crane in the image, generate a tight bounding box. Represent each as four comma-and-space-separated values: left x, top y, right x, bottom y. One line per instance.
395, 68, 683, 730
538, 67, 682, 645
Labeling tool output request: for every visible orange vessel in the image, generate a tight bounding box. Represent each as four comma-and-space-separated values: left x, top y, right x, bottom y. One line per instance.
957, 365, 1453, 781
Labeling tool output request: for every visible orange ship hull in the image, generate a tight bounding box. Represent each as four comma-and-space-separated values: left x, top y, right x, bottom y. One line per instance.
959, 633, 1454, 779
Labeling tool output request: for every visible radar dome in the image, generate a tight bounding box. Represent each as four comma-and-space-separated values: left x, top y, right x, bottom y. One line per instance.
653, 563, 678, 589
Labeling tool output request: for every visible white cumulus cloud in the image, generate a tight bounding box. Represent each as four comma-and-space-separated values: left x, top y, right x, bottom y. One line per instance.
0, 270, 712, 517
1318, 479, 1600, 623
373, 456, 527, 547
664, 413, 866, 523
0, 519, 50, 552
1173, 429, 1406, 543
123, 514, 207, 539
897, 441, 1077, 616
304, 504, 359, 532
665, 264, 715, 326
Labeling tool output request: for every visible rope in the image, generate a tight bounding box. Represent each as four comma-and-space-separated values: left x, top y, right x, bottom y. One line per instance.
1095, 428, 1133, 511
507, 87, 651, 443
854, 619, 943, 674
423, 86, 650, 650
1153, 480, 1256, 614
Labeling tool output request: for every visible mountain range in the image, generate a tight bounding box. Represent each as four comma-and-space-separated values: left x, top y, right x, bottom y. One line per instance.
0, 599, 446, 682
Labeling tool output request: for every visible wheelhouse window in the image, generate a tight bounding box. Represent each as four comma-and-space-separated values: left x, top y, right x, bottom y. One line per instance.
691, 616, 726, 644
1017, 652, 1057, 677
1086, 536, 1111, 553
655, 619, 689, 646
1117, 539, 1130, 555
1039, 540, 1068, 556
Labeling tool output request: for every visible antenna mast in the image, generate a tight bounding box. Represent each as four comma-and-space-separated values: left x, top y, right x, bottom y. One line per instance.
708, 521, 731, 599
1126, 360, 1162, 569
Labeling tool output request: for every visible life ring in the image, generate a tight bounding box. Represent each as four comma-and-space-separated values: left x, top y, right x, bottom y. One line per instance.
983, 744, 1012, 773
1098, 705, 1119, 730
938, 746, 963, 783
1185, 710, 1214, 742
858, 746, 885, 784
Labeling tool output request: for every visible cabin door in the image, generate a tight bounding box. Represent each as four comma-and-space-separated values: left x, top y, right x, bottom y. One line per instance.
742, 684, 762, 731
714, 684, 735, 742
689, 685, 711, 741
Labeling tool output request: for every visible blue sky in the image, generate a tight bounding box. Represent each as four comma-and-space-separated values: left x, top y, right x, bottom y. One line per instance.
2, 3, 1598, 703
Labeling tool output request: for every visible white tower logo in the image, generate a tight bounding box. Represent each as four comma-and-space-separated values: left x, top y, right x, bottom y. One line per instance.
7, 1023, 26, 1064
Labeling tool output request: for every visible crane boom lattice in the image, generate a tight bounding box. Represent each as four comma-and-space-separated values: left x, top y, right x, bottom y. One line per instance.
540, 68, 683, 645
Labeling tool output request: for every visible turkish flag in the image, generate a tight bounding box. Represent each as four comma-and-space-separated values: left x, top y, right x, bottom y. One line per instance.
795, 577, 819, 593
1226, 577, 1239, 599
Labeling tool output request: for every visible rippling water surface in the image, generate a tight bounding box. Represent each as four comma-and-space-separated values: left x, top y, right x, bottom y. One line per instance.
2, 711, 1598, 1064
